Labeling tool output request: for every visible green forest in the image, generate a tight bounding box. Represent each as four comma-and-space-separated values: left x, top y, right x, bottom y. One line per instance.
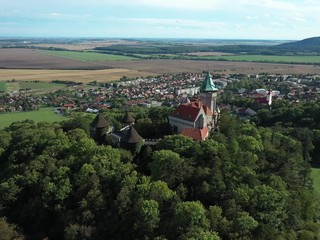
0, 108, 319, 239
94, 39, 320, 56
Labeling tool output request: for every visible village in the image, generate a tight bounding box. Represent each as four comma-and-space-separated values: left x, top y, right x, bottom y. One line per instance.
1, 72, 320, 116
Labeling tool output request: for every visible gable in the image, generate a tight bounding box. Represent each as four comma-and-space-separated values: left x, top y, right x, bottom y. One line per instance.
170, 104, 201, 122
170, 100, 213, 122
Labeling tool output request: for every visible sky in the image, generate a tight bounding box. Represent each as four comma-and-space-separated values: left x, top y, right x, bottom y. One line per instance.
0, 0, 319, 40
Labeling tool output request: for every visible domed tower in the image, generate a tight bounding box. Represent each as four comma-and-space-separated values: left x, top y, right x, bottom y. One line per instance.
199, 72, 218, 113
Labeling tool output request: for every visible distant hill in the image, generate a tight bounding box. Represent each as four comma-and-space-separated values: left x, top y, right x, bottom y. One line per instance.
273, 36, 320, 53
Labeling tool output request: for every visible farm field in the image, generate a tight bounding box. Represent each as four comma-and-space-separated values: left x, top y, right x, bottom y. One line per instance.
106, 59, 320, 75
0, 48, 108, 69
0, 81, 65, 93
0, 68, 155, 82
0, 108, 69, 129
27, 39, 140, 50
186, 52, 235, 56
18, 81, 62, 90
194, 54, 320, 64
2, 48, 320, 81
44, 50, 138, 61
140, 53, 320, 64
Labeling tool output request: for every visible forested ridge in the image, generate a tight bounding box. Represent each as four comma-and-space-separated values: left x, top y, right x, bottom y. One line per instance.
0, 111, 319, 239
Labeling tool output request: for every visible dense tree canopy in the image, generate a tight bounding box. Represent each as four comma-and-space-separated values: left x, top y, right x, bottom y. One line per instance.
0, 111, 319, 239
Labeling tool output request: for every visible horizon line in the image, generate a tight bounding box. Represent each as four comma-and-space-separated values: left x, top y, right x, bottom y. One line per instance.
0, 36, 296, 41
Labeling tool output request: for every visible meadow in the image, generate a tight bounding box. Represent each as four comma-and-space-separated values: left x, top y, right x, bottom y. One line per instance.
43, 50, 138, 61
0, 82, 6, 92
0, 81, 67, 93
19, 81, 65, 90
0, 108, 69, 129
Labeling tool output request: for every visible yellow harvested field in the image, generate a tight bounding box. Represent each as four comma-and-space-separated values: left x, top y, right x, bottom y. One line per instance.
29, 40, 139, 51
0, 68, 155, 82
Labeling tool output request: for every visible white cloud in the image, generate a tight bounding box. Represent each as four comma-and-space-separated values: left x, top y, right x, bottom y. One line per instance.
240, 0, 320, 16
133, 0, 226, 10
36, 12, 92, 21
245, 16, 259, 20
107, 17, 226, 29
269, 21, 285, 27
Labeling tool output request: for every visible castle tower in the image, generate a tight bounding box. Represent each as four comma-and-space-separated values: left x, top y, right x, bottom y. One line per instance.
199, 72, 218, 113
122, 110, 135, 126
90, 113, 109, 144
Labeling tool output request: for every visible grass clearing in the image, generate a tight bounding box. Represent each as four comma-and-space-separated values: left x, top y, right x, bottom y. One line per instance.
43, 50, 138, 61
0, 82, 6, 92
0, 81, 64, 93
0, 108, 69, 129
19, 81, 63, 90
311, 168, 320, 195
6, 82, 20, 92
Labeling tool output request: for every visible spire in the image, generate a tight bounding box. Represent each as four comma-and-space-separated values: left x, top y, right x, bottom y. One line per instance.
124, 126, 143, 143
200, 72, 218, 92
90, 113, 108, 128
122, 110, 135, 125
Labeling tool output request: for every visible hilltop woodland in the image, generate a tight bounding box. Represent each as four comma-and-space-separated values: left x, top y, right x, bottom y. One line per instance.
0, 103, 320, 240
94, 37, 320, 56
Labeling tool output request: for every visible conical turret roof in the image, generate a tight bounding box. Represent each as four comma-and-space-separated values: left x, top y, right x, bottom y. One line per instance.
90, 113, 108, 128
122, 110, 135, 124
124, 126, 143, 143
200, 72, 218, 92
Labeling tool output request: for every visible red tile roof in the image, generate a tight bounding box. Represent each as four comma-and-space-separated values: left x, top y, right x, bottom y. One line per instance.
181, 127, 209, 141
170, 100, 210, 122
202, 105, 213, 116
255, 97, 268, 104
171, 104, 200, 121
63, 104, 75, 108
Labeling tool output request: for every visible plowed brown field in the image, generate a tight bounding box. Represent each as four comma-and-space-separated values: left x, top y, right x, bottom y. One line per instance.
105, 59, 320, 75
0, 48, 107, 69
2, 48, 320, 83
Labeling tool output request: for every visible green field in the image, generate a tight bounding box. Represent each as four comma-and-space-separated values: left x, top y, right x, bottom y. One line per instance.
44, 50, 138, 61
0, 82, 6, 92
19, 81, 62, 90
0, 108, 69, 129
138, 53, 320, 64
198, 55, 320, 64
5, 82, 20, 92
0, 81, 65, 93
311, 168, 320, 195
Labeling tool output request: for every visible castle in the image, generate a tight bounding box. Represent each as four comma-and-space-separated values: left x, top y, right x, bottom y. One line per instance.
90, 72, 219, 150
168, 72, 219, 141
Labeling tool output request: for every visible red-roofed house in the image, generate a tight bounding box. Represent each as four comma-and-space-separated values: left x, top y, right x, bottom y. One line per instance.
168, 72, 218, 140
